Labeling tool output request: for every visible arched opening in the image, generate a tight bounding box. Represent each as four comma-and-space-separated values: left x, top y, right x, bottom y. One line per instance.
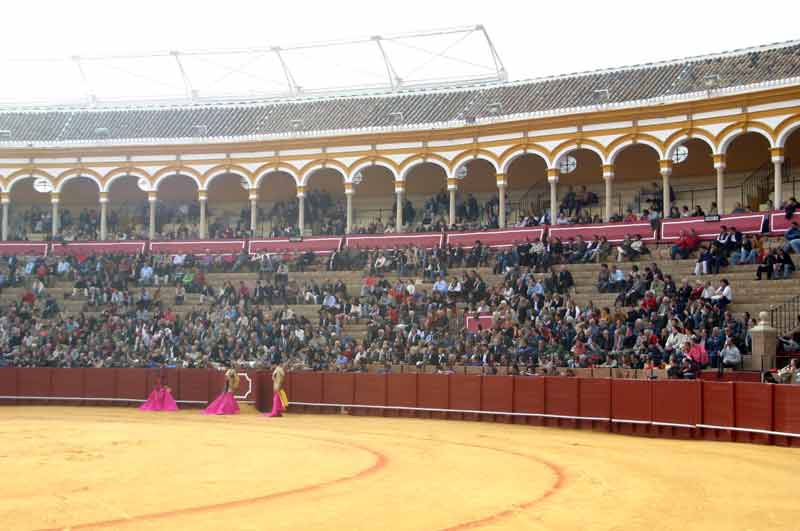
257, 171, 297, 237
305, 168, 345, 235
554, 149, 604, 223
351, 165, 395, 233
613, 144, 661, 218
60, 177, 101, 240
783, 127, 800, 203
206, 173, 249, 238
403, 162, 448, 231
156, 174, 200, 239
454, 158, 497, 226
107, 174, 148, 239
505, 153, 547, 223
8, 177, 52, 239
725, 132, 771, 212
669, 138, 714, 215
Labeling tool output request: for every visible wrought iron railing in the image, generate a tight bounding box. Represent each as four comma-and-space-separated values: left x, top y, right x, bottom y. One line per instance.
769, 294, 800, 335
740, 160, 773, 210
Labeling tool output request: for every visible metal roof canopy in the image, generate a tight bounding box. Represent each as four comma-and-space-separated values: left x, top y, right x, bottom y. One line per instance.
0, 25, 507, 107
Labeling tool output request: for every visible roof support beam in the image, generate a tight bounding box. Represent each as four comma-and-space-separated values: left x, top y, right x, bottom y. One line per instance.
478, 24, 507, 81
371, 36, 401, 91
272, 47, 299, 96
170, 51, 196, 102
71, 56, 96, 105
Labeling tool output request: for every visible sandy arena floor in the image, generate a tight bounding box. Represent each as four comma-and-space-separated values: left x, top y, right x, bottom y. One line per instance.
0, 406, 796, 531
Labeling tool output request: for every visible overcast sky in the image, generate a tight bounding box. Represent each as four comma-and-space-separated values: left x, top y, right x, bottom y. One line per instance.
1, 0, 798, 102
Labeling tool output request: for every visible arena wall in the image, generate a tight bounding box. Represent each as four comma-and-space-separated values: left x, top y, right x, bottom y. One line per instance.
0, 367, 261, 407
273, 371, 800, 448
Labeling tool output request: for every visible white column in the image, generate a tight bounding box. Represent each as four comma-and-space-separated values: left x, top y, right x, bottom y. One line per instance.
51, 193, 60, 238
602, 165, 614, 222
148, 192, 157, 240
547, 169, 559, 224
99, 193, 108, 241
660, 160, 673, 217
297, 186, 305, 235
447, 177, 457, 227
249, 192, 258, 235
199, 193, 207, 239
714, 154, 726, 215
772, 147, 784, 209
1, 194, 8, 241
345, 184, 354, 234
395, 183, 404, 233
495, 173, 507, 228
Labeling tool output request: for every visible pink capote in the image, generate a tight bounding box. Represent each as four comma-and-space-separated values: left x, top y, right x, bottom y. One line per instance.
263, 392, 284, 417
139, 386, 179, 412
203, 391, 240, 415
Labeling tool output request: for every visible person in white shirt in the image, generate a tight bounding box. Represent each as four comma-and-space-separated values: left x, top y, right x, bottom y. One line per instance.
57, 259, 71, 276
139, 264, 154, 285
711, 279, 732, 309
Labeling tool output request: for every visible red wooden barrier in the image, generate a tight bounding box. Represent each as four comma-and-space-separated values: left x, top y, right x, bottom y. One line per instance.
773, 385, 800, 447
417, 374, 449, 419
386, 373, 417, 418
50, 368, 85, 403
611, 379, 652, 436
0, 368, 18, 404
701, 381, 735, 442
0, 241, 48, 256
734, 383, 773, 445
578, 378, 611, 431
545, 377, 579, 428
769, 210, 800, 234
322, 373, 355, 415
178, 369, 212, 405
513, 376, 545, 426
116, 369, 148, 404
248, 237, 342, 255
652, 380, 700, 439
353, 373, 386, 416
287, 371, 323, 413
481, 375, 513, 423
50, 240, 146, 256
150, 239, 245, 255
84, 368, 117, 406
447, 227, 546, 249
345, 232, 444, 250
17, 368, 52, 405
549, 220, 657, 243
448, 374, 481, 421
661, 212, 766, 241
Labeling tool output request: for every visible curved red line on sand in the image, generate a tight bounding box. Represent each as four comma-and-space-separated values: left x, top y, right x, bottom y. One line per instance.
37, 438, 388, 531
437, 441, 566, 531
334, 428, 566, 531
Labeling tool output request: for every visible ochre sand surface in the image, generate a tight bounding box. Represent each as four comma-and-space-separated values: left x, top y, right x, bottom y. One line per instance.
0, 407, 796, 531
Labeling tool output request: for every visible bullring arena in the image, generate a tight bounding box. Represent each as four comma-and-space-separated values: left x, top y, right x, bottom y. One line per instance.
3, 25, 800, 531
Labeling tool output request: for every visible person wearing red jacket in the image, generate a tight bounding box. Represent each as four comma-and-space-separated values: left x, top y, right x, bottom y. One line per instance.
671, 229, 700, 259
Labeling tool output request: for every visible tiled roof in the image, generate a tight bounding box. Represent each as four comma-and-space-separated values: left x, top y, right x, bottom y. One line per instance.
2, 39, 800, 145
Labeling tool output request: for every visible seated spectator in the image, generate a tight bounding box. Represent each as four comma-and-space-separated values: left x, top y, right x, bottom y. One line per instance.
718, 337, 741, 375
756, 249, 778, 280
730, 234, 758, 265
784, 221, 800, 255
710, 279, 732, 310
775, 248, 796, 279
671, 229, 700, 260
